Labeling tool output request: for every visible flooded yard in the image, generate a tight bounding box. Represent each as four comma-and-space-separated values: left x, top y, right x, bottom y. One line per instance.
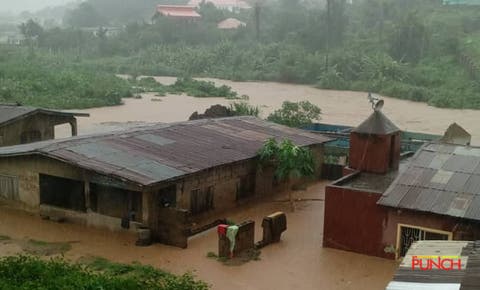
0, 181, 397, 290
62, 77, 480, 145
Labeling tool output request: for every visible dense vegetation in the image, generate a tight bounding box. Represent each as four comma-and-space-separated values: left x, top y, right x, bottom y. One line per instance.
2, 0, 480, 109
0, 255, 209, 290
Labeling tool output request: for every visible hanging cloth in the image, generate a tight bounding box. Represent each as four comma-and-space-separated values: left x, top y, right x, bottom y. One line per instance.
226, 225, 239, 256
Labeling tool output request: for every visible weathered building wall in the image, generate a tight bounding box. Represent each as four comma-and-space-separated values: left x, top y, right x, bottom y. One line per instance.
323, 181, 391, 259
0, 155, 142, 231
349, 132, 400, 174
0, 113, 76, 146
382, 208, 480, 257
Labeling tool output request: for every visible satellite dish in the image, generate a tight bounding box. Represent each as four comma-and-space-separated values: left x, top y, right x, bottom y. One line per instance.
374, 99, 384, 111
367, 93, 384, 112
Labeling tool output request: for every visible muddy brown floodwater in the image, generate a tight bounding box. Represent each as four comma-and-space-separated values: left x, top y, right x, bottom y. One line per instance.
59, 77, 480, 144
0, 182, 397, 290
14, 78, 479, 289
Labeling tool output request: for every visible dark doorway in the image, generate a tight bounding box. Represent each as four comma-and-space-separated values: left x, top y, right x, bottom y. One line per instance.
90, 183, 141, 221
158, 185, 177, 208
190, 186, 214, 214
39, 174, 85, 212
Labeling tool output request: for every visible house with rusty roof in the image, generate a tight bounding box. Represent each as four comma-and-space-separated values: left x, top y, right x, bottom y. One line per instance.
386, 240, 480, 290
323, 106, 480, 260
378, 142, 480, 259
154, 5, 202, 21
0, 104, 89, 147
0, 117, 330, 248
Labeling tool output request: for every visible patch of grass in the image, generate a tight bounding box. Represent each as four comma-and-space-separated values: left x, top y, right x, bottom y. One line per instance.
206, 252, 218, 259
0, 235, 10, 241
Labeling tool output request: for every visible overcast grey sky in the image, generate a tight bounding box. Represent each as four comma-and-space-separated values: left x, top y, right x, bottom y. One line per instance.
0, 0, 74, 13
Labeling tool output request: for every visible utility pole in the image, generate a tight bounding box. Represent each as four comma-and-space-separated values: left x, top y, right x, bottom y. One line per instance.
325, 0, 332, 73
254, 1, 261, 41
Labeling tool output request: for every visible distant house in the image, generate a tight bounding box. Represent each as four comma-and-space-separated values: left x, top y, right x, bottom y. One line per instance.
0, 104, 88, 147
217, 18, 246, 29
323, 108, 480, 260
386, 240, 480, 290
188, 0, 251, 11
154, 5, 202, 21
0, 117, 330, 248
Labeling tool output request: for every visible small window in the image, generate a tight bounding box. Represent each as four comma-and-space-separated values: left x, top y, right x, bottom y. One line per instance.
0, 174, 19, 200
190, 187, 214, 215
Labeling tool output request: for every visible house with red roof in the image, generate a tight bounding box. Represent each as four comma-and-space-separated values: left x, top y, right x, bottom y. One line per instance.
155, 5, 202, 20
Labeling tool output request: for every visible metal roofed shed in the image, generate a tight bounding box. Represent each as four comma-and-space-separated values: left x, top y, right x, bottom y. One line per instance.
386, 240, 480, 290
378, 142, 480, 221
0, 117, 331, 248
0, 104, 89, 147
0, 116, 331, 186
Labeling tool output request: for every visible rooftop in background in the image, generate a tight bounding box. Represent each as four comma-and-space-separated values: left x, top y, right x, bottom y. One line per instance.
0, 104, 89, 127
188, 0, 251, 10
217, 18, 246, 29
0, 117, 331, 186
156, 5, 202, 19
378, 142, 480, 221
352, 110, 400, 135
386, 240, 480, 290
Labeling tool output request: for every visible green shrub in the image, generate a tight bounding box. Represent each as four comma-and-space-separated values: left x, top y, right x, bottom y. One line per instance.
0, 255, 209, 290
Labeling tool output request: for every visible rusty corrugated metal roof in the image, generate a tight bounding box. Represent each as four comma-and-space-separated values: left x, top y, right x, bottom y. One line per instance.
386, 240, 480, 290
378, 142, 480, 221
0, 104, 89, 127
0, 117, 331, 186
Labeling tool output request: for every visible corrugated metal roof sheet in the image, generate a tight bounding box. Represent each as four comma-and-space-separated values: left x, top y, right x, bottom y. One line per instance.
378, 142, 480, 221
351, 110, 400, 135
0, 117, 331, 186
386, 241, 480, 290
0, 104, 88, 127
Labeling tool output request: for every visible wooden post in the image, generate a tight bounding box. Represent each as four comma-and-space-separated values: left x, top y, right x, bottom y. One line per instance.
84, 180, 91, 211
142, 190, 150, 225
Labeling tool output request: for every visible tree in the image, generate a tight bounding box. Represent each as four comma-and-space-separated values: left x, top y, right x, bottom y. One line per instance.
64, 3, 107, 27
267, 101, 321, 128
19, 19, 44, 41
258, 138, 316, 211
389, 11, 429, 63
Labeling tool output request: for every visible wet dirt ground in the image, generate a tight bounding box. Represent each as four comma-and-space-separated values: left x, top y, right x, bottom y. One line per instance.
0, 182, 397, 290
60, 77, 480, 145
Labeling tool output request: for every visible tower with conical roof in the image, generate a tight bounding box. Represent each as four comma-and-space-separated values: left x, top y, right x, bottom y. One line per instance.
348, 108, 401, 174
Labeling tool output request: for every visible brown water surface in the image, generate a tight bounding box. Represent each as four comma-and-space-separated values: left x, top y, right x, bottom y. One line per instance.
60, 77, 479, 145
